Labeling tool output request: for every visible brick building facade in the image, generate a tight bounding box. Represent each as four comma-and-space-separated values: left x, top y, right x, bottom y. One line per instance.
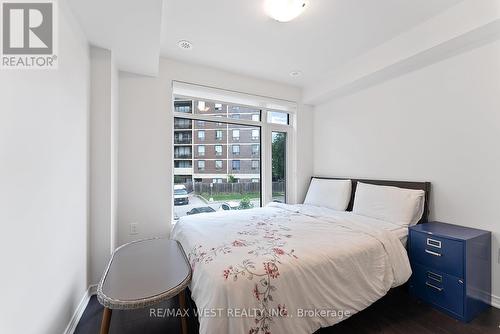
174, 99, 261, 184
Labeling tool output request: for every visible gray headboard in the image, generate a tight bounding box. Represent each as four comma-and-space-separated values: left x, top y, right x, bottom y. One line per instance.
310, 177, 431, 225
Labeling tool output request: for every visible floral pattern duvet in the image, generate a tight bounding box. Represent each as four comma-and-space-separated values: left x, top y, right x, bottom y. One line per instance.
171, 203, 411, 334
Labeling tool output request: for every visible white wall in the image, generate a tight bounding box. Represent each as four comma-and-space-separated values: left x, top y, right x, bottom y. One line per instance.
313, 40, 500, 305
295, 104, 314, 202
0, 3, 90, 334
118, 58, 309, 245
88, 46, 119, 285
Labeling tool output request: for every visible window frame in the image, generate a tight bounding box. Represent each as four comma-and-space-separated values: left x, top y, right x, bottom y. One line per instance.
197, 160, 205, 171
231, 159, 241, 171
173, 90, 296, 213
232, 144, 240, 155
215, 160, 223, 170
197, 145, 205, 156
214, 145, 223, 156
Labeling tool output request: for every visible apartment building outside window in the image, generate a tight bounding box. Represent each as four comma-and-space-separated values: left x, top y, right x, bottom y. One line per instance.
173, 88, 294, 220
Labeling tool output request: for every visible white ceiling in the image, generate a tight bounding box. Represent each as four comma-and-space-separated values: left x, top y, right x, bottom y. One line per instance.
68, 0, 163, 76
161, 0, 463, 88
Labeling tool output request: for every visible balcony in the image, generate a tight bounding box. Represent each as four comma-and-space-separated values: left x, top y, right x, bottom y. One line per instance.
174, 137, 192, 145
174, 153, 192, 159
174, 120, 192, 129
174, 167, 193, 175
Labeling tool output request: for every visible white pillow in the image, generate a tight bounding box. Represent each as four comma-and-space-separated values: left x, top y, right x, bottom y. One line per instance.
304, 178, 352, 211
352, 182, 425, 227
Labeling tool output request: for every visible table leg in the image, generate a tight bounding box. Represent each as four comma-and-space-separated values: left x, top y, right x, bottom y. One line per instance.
179, 289, 188, 334
99, 307, 112, 334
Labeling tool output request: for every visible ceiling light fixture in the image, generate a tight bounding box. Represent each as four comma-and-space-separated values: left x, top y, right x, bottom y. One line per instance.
264, 0, 307, 22
177, 40, 193, 50
289, 70, 302, 77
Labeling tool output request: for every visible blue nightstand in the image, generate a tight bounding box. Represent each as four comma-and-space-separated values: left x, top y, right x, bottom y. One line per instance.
408, 221, 491, 322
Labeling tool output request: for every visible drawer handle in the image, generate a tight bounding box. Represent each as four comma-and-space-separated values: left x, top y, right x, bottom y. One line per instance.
427, 271, 442, 283
425, 249, 442, 257
426, 238, 442, 249
426, 282, 444, 292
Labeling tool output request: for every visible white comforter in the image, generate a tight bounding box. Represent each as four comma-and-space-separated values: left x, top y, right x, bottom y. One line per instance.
171, 203, 411, 334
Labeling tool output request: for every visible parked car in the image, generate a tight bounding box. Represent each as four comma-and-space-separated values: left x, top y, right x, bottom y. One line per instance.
186, 206, 216, 215
174, 185, 189, 205
220, 201, 240, 211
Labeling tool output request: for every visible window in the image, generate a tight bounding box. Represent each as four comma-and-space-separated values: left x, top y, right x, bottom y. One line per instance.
252, 160, 259, 170
197, 101, 209, 112
268, 111, 289, 125
175, 160, 192, 168
198, 145, 205, 156
173, 98, 263, 220
252, 114, 260, 122
197, 160, 205, 171
198, 130, 205, 141
252, 144, 260, 155
232, 160, 240, 171
174, 100, 192, 113
174, 132, 191, 144
252, 129, 260, 140
174, 118, 191, 129
215, 145, 223, 156
174, 146, 191, 159
272, 132, 286, 203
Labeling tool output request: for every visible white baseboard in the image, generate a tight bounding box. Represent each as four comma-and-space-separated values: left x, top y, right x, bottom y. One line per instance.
491, 293, 500, 309
63, 284, 98, 334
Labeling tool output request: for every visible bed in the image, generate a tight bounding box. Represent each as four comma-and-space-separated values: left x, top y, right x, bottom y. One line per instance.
171, 178, 431, 334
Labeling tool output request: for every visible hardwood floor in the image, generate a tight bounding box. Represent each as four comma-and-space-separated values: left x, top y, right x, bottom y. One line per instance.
75, 288, 500, 334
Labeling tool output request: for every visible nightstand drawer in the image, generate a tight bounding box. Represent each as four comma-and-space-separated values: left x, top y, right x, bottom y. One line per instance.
410, 230, 463, 278
410, 263, 464, 317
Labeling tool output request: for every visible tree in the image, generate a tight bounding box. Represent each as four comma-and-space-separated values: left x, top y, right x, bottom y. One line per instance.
272, 133, 286, 181
228, 174, 237, 183
239, 197, 253, 210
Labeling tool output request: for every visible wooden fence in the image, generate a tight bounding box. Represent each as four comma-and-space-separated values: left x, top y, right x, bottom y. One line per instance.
179, 181, 285, 194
